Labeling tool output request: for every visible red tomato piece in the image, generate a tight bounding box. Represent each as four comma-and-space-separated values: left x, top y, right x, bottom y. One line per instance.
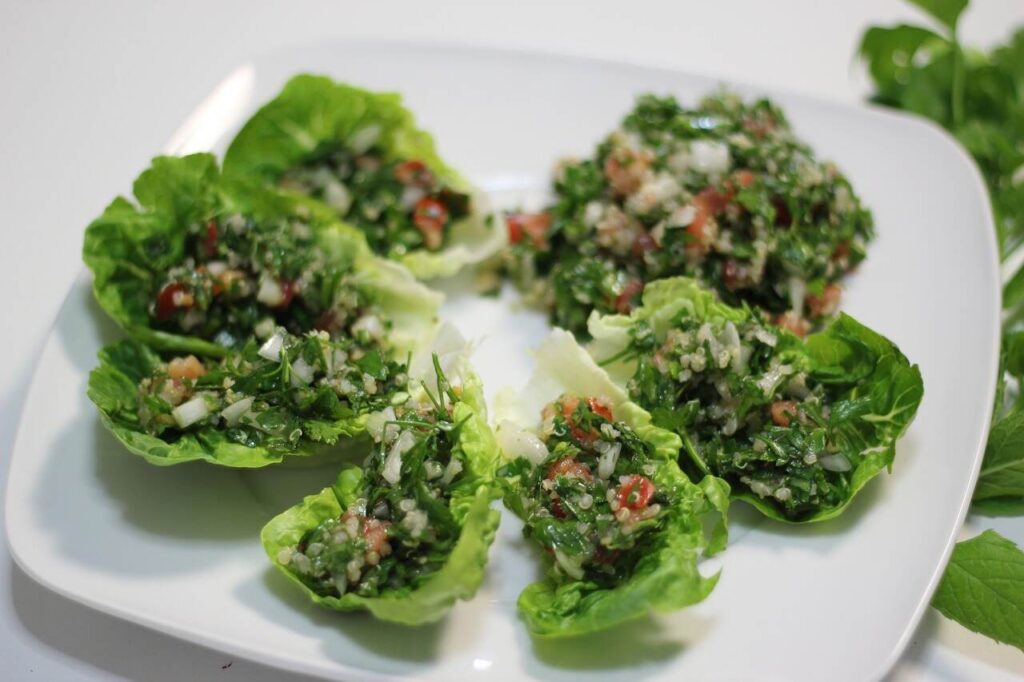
546, 457, 593, 482
614, 279, 645, 314
586, 397, 613, 422
413, 196, 449, 249
155, 282, 193, 320
616, 475, 656, 511
203, 219, 218, 257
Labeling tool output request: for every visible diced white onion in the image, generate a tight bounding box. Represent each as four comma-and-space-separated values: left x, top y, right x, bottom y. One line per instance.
220, 396, 253, 426
291, 358, 315, 385
365, 406, 397, 443
382, 430, 415, 485
441, 458, 464, 486
349, 124, 381, 154
400, 185, 425, 210
258, 333, 284, 362
597, 442, 622, 479
690, 140, 731, 176
172, 396, 210, 428
352, 315, 384, 340
256, 276, 285, 307
819, 454, 852, 472
496, 420, 549, 465
323, 179, 352, 214
254, 317, 276, 339
788, 277, 806, 316
554, 549, 584, 580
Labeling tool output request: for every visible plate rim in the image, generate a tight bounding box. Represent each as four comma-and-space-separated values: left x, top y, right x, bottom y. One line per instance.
4, 38, 1002, 682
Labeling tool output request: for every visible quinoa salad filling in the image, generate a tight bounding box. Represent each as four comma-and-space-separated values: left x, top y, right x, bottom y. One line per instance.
136, 327, 406, 451
500, 395, 670, 586
150, 210, 366, 347
279, 146, 471, 258
615, 311, 852, 519
276, 362, 472, 598
503, 92, 874, 337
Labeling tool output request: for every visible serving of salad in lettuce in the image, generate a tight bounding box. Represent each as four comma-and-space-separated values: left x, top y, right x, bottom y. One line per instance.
224, 74, 501, 279
261, 331, 501, 624
88, 328, 411, 467
495, 330, 728, 636
589, 277, 923, 521
503, 92, 874, 338
83, 152, 441, 356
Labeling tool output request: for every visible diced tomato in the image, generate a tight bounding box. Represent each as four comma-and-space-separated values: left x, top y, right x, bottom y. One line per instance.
806, 283, 841, 318
694, 186, 731, 215
773, 311, 810, 338
832, 241, 850, 261
722, 259, 742, 290
592, 546, 622, 565
155, 282, 193, 320
551, 498, 567, 519
732, 169, 756, 190
616, 475, 656, 511
546, 457, 593, 482
413, 196, 448, 250
772, 197, 792, 227
586, 397, 613, 422
394, 160, 432, 187
167, 355, 206, 382
631, 231, 658, 258
506, 212, 551, 249
314, 309, 337, 332
604, 146, 652, 196
770, 400, 799, 427
274, 279, 297, 309
203, 219, 218, 257
363, 518, 391, 554
743, 115, 776, 139
614, 279, 645, 314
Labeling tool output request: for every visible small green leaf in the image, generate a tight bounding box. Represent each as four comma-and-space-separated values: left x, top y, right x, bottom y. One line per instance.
858, 25, 948, 97
933, 530, 1024, 650
906, 0, 968, 33
974, 412, 1024, 501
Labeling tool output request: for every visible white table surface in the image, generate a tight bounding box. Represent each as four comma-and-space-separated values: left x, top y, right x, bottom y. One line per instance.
2, 1, 1023, 680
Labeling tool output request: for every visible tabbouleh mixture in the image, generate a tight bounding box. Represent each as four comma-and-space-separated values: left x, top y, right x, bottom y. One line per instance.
137, 327, 406, 452
276, 365, 471, 597
500, 395, 670, 585
150, 211, 366, 348
504, 92, 874, 337
616, 309, 855, 519
280, 146, 470, 258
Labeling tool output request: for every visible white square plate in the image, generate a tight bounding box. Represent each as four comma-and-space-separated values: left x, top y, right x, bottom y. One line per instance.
5, 43, 1000, 682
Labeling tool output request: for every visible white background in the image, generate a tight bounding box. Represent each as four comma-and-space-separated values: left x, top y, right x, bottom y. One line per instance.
2, 1, 1023, 680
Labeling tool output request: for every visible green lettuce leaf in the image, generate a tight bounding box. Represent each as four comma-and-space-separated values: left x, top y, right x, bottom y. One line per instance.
588, 277, 923, 523
87, 339, 354, 467
260, 347, 501, 624
496, 329, 729, 636
223, 74, 502, 279
932, 530, 1024, 650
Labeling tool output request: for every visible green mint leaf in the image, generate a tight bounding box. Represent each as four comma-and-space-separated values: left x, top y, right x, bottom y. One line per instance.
906, 0, 968, 33
858, 25, 948, 98
974, 411, 1024, 501
933, 530, 1024, 650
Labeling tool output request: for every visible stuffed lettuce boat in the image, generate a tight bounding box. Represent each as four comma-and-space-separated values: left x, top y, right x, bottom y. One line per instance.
260, 327, 501, 624
83, 152, 441, 357
494, 329, 728, 637
589, 277, 924, 522
223, 74, 501, 279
